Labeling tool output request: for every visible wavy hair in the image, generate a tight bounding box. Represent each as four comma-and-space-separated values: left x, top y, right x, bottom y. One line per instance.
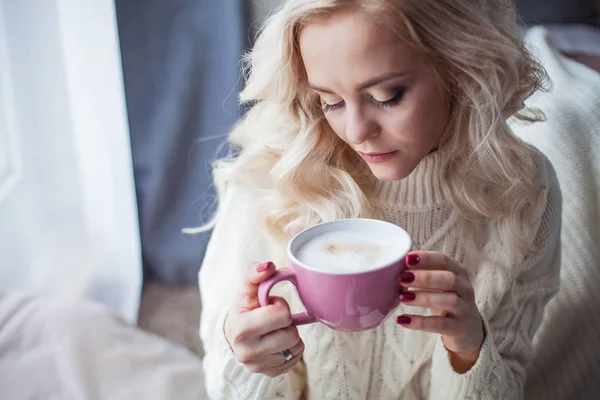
195, 0, 548, 267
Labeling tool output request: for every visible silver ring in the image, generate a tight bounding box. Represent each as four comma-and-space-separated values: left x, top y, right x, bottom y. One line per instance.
281, 349, 294, 361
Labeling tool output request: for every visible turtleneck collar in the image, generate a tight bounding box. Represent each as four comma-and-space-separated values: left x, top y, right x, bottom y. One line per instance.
372, 149, 448, 211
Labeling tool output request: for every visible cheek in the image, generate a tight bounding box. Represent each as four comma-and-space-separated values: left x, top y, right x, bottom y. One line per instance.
425, 101, 450, 143
396, 94, 449, 147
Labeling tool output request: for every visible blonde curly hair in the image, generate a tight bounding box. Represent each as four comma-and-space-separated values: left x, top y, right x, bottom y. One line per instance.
194, 0, 548, 267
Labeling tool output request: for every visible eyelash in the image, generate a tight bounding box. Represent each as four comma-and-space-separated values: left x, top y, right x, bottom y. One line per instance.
322, 88, 407, 113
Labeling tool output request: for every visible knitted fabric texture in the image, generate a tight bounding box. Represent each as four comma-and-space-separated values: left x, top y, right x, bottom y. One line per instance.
512, 26, 600, 400
199, 142, 561, 399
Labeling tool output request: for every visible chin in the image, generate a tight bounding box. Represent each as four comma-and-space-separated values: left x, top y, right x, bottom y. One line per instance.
368, 164, 412, 181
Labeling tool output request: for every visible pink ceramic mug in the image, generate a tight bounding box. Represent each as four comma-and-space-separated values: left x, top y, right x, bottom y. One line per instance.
258, 218, 412, 332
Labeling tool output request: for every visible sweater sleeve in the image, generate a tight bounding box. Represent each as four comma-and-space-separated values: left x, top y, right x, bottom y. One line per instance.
429, 159, 562, 400
198, 184, 306, 400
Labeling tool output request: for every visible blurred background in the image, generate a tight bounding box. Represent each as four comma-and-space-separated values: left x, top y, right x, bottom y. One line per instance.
0, 0, 279, 345
0, 0, 598, 399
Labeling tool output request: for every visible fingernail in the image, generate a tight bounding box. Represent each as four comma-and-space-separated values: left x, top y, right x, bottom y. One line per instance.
399, 292, 416, 302
396, 316, 412, 325
407, 254, 421, 266
400, 272, 415, 284
256, 262, 273, 273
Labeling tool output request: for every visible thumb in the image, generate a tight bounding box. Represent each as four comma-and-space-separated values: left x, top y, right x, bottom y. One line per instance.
236, 261, 277, 312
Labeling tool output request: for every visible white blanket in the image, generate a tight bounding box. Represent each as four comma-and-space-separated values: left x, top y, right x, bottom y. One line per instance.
513, 27, 600, 400
0, 290, 207, 400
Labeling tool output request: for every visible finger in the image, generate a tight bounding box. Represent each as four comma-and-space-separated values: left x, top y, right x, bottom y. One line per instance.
246, 350, 303, 377
237, 261, 277, 311
405, 251, 465, 276
285, 339, 305, 358
267, 339, 305, 368
265, 352, 303, 377
399, 270, 475, 301
396, 314, 458, 335
239, 296, 293, 337
399, 269, 471, 297
255, 325, 301, 356
399, 291, 463, 314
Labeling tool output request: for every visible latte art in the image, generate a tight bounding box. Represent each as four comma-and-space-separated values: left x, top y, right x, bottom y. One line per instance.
295, 230, 399, 273
324, 242, 380, 255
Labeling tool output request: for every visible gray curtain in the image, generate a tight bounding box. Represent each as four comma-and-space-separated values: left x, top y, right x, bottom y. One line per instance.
515, 0, 600, 27
113, 0, 599, 287
115, 0, 247, 285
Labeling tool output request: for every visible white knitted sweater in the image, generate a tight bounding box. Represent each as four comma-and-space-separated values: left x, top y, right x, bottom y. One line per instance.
512, 27, 600, 400
199, 141, 561, 399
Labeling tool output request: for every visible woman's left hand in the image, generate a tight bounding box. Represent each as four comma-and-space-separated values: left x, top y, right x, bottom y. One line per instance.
396, 251, 484, 370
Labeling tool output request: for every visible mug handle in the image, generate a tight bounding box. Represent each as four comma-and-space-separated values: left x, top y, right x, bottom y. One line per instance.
258, 268, 318, 326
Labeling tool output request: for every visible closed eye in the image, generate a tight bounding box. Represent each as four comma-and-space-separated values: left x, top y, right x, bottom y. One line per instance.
322, 100, 345, 113
370, 88, 407, 108
321, 87, 407, 113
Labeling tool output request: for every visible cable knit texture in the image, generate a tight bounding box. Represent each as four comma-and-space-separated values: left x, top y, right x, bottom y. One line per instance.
199, 143, 561, 399
511, 27, 600, 400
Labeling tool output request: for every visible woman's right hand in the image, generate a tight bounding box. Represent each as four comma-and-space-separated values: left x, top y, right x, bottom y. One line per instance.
224, 261, 305, 378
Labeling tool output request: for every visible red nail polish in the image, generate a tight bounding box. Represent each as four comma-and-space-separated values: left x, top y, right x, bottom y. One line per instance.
256, 262, 273, 273
407, 254, 421, 266
400, 272, 415, 284
400, 292, 416, 302
396, 315, 412, 325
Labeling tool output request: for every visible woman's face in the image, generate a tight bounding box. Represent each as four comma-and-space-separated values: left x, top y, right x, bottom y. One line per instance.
300, 10, 451, 181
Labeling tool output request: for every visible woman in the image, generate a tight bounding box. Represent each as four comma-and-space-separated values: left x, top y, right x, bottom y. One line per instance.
198, 1, 561, 398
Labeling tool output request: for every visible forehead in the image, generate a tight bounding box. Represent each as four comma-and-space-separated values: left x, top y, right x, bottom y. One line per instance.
299, 10, 421, 87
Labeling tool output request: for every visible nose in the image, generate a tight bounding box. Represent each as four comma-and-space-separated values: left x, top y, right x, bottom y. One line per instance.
345, 106, 378, 145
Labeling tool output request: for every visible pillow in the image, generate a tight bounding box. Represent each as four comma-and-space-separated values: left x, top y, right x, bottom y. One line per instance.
0, 290, 207, 399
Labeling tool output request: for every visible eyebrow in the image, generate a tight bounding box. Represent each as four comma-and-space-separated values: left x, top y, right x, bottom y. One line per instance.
308, 71, 409, 94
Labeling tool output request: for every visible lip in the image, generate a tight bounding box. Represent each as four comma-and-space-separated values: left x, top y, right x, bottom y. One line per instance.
358, 150, 398, 164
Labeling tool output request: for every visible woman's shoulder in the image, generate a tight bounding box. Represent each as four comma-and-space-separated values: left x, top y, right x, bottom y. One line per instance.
222, 181, 270, 203
201, 182, 277, 267
215, 181, 272, 224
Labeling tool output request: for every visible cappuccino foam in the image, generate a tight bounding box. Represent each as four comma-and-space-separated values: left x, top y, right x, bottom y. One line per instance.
295, 230, 399, 273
